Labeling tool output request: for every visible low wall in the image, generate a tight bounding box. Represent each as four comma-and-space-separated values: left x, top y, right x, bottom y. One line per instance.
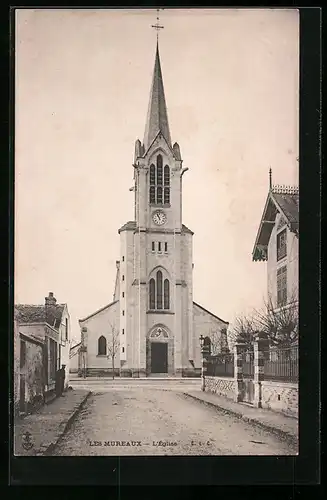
205, 376, 235, 400
261, 380, 298, 418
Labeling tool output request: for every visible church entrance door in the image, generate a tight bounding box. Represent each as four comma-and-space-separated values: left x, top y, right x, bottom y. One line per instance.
151, 342, 168, 374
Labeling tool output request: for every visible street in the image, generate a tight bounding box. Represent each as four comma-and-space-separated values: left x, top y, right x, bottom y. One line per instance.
53, 381, 296, 456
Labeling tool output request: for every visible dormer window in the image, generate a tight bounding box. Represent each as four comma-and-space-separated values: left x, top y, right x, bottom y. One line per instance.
149, 155, 170, 205
277, 229, 287, 261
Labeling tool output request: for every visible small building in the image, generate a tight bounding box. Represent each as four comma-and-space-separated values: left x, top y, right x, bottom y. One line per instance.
15, 292, 72, 402
252, 171, 299, 310
69, 341, 81, 374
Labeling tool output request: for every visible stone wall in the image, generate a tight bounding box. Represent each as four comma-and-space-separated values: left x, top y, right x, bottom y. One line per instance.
23, 339, 45, 412
205, 376, 235, 400
261, 380, 298, 418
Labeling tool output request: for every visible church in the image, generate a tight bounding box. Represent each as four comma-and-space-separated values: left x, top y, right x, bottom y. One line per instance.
73, 41, 229, 378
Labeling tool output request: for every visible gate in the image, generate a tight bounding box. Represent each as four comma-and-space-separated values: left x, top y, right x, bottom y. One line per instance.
242, 350, 254, 404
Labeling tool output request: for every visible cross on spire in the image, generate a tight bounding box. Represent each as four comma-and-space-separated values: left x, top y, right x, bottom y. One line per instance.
151, 9, 164, 41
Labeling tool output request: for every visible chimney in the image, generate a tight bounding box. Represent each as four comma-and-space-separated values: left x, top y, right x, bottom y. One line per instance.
45, 292, 57, 306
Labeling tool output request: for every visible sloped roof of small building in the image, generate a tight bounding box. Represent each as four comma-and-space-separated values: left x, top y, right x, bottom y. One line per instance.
69, 341, 81, 357
252, 185, 299, 262
15, 304, 65, 329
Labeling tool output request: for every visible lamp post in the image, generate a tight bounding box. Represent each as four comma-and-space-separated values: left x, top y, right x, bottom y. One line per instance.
199, 335, 206, 392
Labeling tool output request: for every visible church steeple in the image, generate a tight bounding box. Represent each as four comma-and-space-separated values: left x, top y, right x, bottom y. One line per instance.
143, 42, 172, 152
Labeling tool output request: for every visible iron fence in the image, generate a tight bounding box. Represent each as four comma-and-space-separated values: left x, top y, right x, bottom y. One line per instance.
242, 350, 254, 379
264, 346, 298, 382
206, 353, 234, 378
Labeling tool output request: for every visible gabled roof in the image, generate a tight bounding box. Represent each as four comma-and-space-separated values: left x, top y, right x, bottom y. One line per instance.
15, 304, 65, 329
252, 185, 299, 262
182, 224, 194, 235
143, 43, 172, 153
79, 300, 119, 323
193, 301, 229, 325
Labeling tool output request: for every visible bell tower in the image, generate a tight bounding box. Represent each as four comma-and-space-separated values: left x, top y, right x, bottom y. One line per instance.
118, 34, 195, 377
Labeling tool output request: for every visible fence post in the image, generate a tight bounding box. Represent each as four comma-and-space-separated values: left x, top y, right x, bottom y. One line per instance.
253, 331, 268, 408
233, 339, 246, 402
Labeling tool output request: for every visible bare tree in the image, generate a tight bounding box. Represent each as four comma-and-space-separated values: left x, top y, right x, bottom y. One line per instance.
254, 291, 299, 349
107, 324, 120, 379
208, 327, 229, 355
228, 313, 258, 350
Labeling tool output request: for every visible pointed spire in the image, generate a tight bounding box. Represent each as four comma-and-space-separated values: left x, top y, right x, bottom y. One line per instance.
143, 42, 172, 151
269, 167, 272, 190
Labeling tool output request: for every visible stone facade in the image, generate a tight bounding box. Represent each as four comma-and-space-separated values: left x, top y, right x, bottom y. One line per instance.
261, 380, 298, 418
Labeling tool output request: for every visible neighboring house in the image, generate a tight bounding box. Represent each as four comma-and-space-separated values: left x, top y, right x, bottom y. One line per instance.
252, 172, 299, 310
14, 307, 45, 416
15, 292, 72, 400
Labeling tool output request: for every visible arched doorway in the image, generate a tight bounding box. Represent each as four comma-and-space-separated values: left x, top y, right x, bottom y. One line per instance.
147, 326, 173, 376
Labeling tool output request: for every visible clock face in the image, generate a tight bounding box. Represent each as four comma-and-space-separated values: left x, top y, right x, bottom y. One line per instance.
152, 211, 167, 226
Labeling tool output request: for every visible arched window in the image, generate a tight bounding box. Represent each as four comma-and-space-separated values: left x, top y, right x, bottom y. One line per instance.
164, 279, 170, 309
149, 271, 170, 311
98, 335, 107, 355
149, 154, 170, 205
164, 187, 170, 204
150, 164, 155, 185
157, 186, 163, 204
164, 165, 170, 204
157, 271, 163, 309
149, 278, 155, 310
164, 165, 170, 185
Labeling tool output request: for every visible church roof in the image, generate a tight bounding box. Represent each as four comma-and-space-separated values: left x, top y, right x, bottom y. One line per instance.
15, 304, 65, 329
143, 43, 172, 153
118, 220, 136, 233
252, 185, 299, 262
193, 301, 229, 325
79, 300, 119, 323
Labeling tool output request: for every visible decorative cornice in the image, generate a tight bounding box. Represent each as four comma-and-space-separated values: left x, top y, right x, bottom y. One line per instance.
252, 246, 268, 262
271, 185, 299, 195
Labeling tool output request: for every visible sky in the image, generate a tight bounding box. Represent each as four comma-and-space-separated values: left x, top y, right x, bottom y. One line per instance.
15, 8, 299, 344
